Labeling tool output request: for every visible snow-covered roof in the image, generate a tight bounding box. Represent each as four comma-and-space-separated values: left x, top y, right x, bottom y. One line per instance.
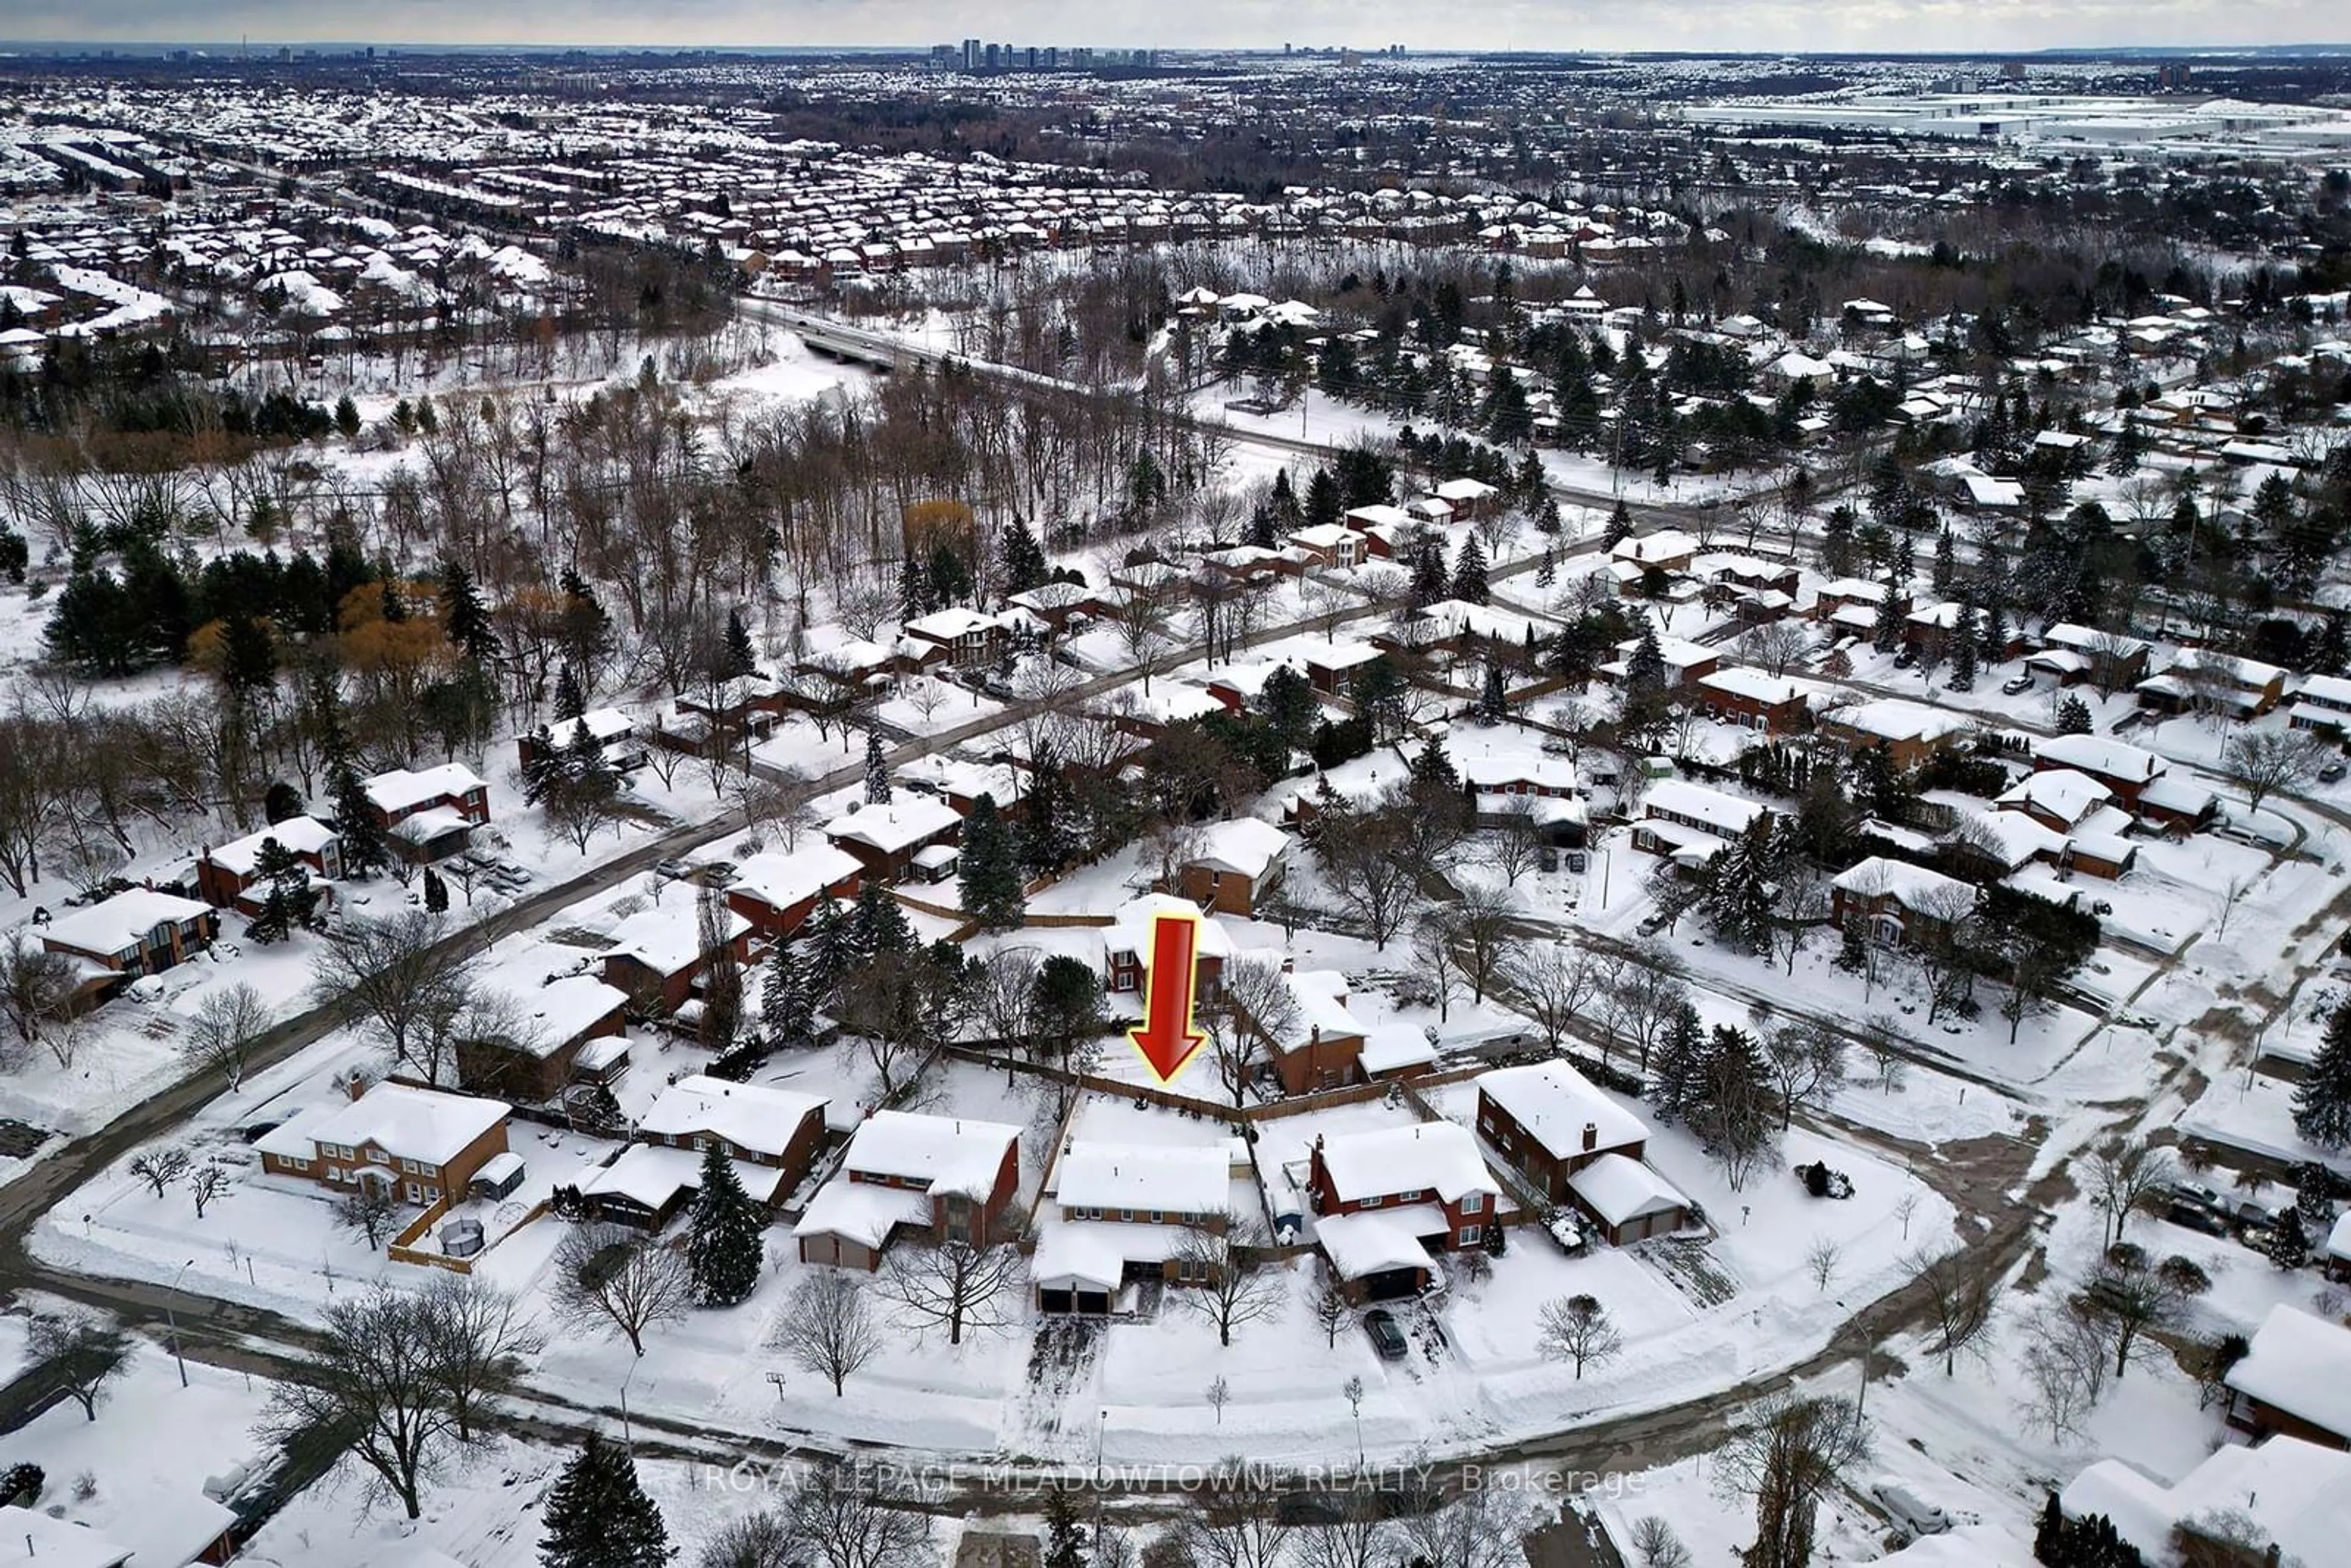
1476, 1060, 1648, 1160
42, 888, 211, 956
1697, 667, 1802, 705
0, 1509, 132, 1568
602, 902, 749, 975
1315, 1206, 1444, 1280
2330, 1210, 2351, 1264
902, 606, 1003, 642
1567, 1153, 1689, 1228
203, 814, 339, 876
728, 846, 864, 911
1316, 1122, 1498, 1206
637, 1074, 825, 1159
2042, 623, 2148, 660
790, 1176, 931, 1250
492, 975, 627, 1054
306, 1082, 508, 1165
1641, 779, 1769, 835
362, 762, 486, 815
1832, 856, 1978, 913
1611, 529, 1699, 564
1826, 699, 1969, 745
1997, 768, 2113, 824
542, 707, 636, 748
2064, 1437, 2351, 1568
1055, 1142, 1228, 1216
1104, 895, 1236, 961
582, 1141, 787, 1210
840, 1109, 1019, 1198
1184, 818, 1290, 880
823, 797, 961, 855
2036, 732, 2164, 784
1433, 478, 1499, 503
2225, 1304, 2351, 1440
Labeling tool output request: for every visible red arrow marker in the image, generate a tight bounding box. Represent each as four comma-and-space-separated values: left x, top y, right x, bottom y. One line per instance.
1129, 909, 1208, 1085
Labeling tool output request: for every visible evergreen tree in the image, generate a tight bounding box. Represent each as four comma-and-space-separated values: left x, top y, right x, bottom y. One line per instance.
1256, 664, 1319, 757
2033, 1493, 2064, 1566
2265, 1210, 2309, 1270
539, 1433, 672, 1568
440, 558, 495, 664
1409, 732, 1460, 794
1303, 467, 1341, 529
1931, 528, 1957, 598
1041, 1487, 1089, 1568
1648, 1003, 1707, 1122
1947, 602, 1979, 691
899, 556, 932, 623
958, 793, 1026, 932
1408, 533, 1450, 606
329, 762, 389, 879
686, 1142, 765, 1308
220, 610, 278, 698
1872, 566, 1903, 655
1536, 546, 1556, 588
761, 942, 816, 1043
1476, 661, 1510, 726
853, 880, 915, 957
864, 730, 892, 805
1451, 535, 1491, 605
552, 663, 588, 724
804, 894, 853, 995
2293, 1160, 2338, 1229
1603, 498, 1635, 549
1353, 655, 1409, 743
1018, 740, 1074, 877
263, 780, 303, 825
2293, 1000, 2351, 1149
2055, 694, 2094, 735
1000, 517, 1049, 595
422, 867, 449, 915
334, 394, 361, 441
722, 609, 759, 681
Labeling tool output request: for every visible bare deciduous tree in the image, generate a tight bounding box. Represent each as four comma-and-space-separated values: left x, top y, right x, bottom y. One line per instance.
129, 1145, 193, 1199
1805, 1237, 1842, 1293
416, 1273, 544, 1442
27, 1312, 131, 1421
1627, 1518, 1693, 1568
1908, 1248, 1998, 1375
1763, 1022, 1848, 1132
1175, 1219, 1283, 1348
188, 1161, 230, 1218
1535, 1293, 1624, 1379
876, 1206, 1027, 1347
782, 1457, 934, 1568
309, 910, 478, 1083
1711, 1394, 1872, 1568
2085, 1137, 2172, 1250
776, 1269, 884, 1395
256, 1286, 456, 1519
1505, 941, 1605, 1049
334, 1182, 403, 1248
1173, 1456, 1294, 1568
551, 1223, 693, 1357
186, 982, 272, 1091
2223, 727, 2324, 816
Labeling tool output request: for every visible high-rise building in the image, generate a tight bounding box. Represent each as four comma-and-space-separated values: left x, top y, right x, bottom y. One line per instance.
961, 37, 981, 71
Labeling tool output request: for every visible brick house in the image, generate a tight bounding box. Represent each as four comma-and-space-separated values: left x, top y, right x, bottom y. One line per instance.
1308, 1122, 1500, 1300
1630, 779, 1772, 862
822, 797, 963, 882
456, 975, 629, 1102
1817, 699, 1969, 768
2290, 672, 2351, 738
1175, 819, 1291, 917
361, 763, 491, 865
2031, 733, 2167, 811
2223, 1305, 2351, 1450
794, 1110, 1022, 1269
1261, 969, 1370, 1095
516, 708, 647, 776
575, 1075, 829, 1229
2137, 647, 2287, 718
900, 607, 1007, 669
195, 816, 343, 912
724, 846, 865, 940
40, 889, 220, 1013
1474, 1061, 1649, 1204
1695, 667, 1809, 733
1035, 1141, 1232, 1312
1101, 894, 1231, 996
257, 1081, 511, 1212
598, 902, 754, 1014
1831, 857, 1979, 948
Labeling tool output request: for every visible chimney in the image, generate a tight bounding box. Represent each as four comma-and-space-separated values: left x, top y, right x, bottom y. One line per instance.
1582, 1121, 1598, 1152
347, 1072, 369, 1103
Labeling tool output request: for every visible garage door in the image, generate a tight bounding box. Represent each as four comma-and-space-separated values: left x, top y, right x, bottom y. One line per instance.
1360, 1267, 1423, 1302
1077, 1290, 1111, 1313
1040, 1288, 1074, 1313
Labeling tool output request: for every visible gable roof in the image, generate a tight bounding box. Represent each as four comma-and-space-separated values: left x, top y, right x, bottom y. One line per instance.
308, 1083, 508, 1165
841, 1109, 1019, 1199
1054, 1141, 1228, 1215
1476, 1060, 1648, 1159
637, 1075, 826, 1158
2225, 1304, 2351, 1440
1317, 1121, 1498, 1206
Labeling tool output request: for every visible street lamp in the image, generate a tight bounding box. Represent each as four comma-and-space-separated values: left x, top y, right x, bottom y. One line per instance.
620, 1358, 640, 1460
165, 1258, 195, 1389
1095, 1405, 1109, 1487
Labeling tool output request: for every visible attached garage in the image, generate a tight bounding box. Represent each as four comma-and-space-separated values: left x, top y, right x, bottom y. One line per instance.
1568, 1153, 1692, 1247
1034, 1223, 1129, 1316
1037, 1285, 1115, 1315
1315, 1209, 1439, 1304
792, 1177, 932, 1271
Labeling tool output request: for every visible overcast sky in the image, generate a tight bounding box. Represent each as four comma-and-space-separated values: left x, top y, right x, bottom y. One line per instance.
0, 0, 2338, 54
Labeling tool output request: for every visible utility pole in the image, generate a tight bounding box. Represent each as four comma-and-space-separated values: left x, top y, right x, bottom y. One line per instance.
165, 1258, 195, 1389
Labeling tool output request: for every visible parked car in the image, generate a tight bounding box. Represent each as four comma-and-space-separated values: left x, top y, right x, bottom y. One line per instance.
1363, 1309, 1408, 1361
1892, 650, 1917, 670
1870, 1479, 1953, 1538
2322, 761, 2347, 784
2165, 1199, 2231, 1237
653, 858, 694, 882
2001, 674, 2036, 696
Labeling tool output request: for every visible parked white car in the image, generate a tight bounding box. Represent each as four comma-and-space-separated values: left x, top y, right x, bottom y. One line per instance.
1870, 1478, 1953, 1537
